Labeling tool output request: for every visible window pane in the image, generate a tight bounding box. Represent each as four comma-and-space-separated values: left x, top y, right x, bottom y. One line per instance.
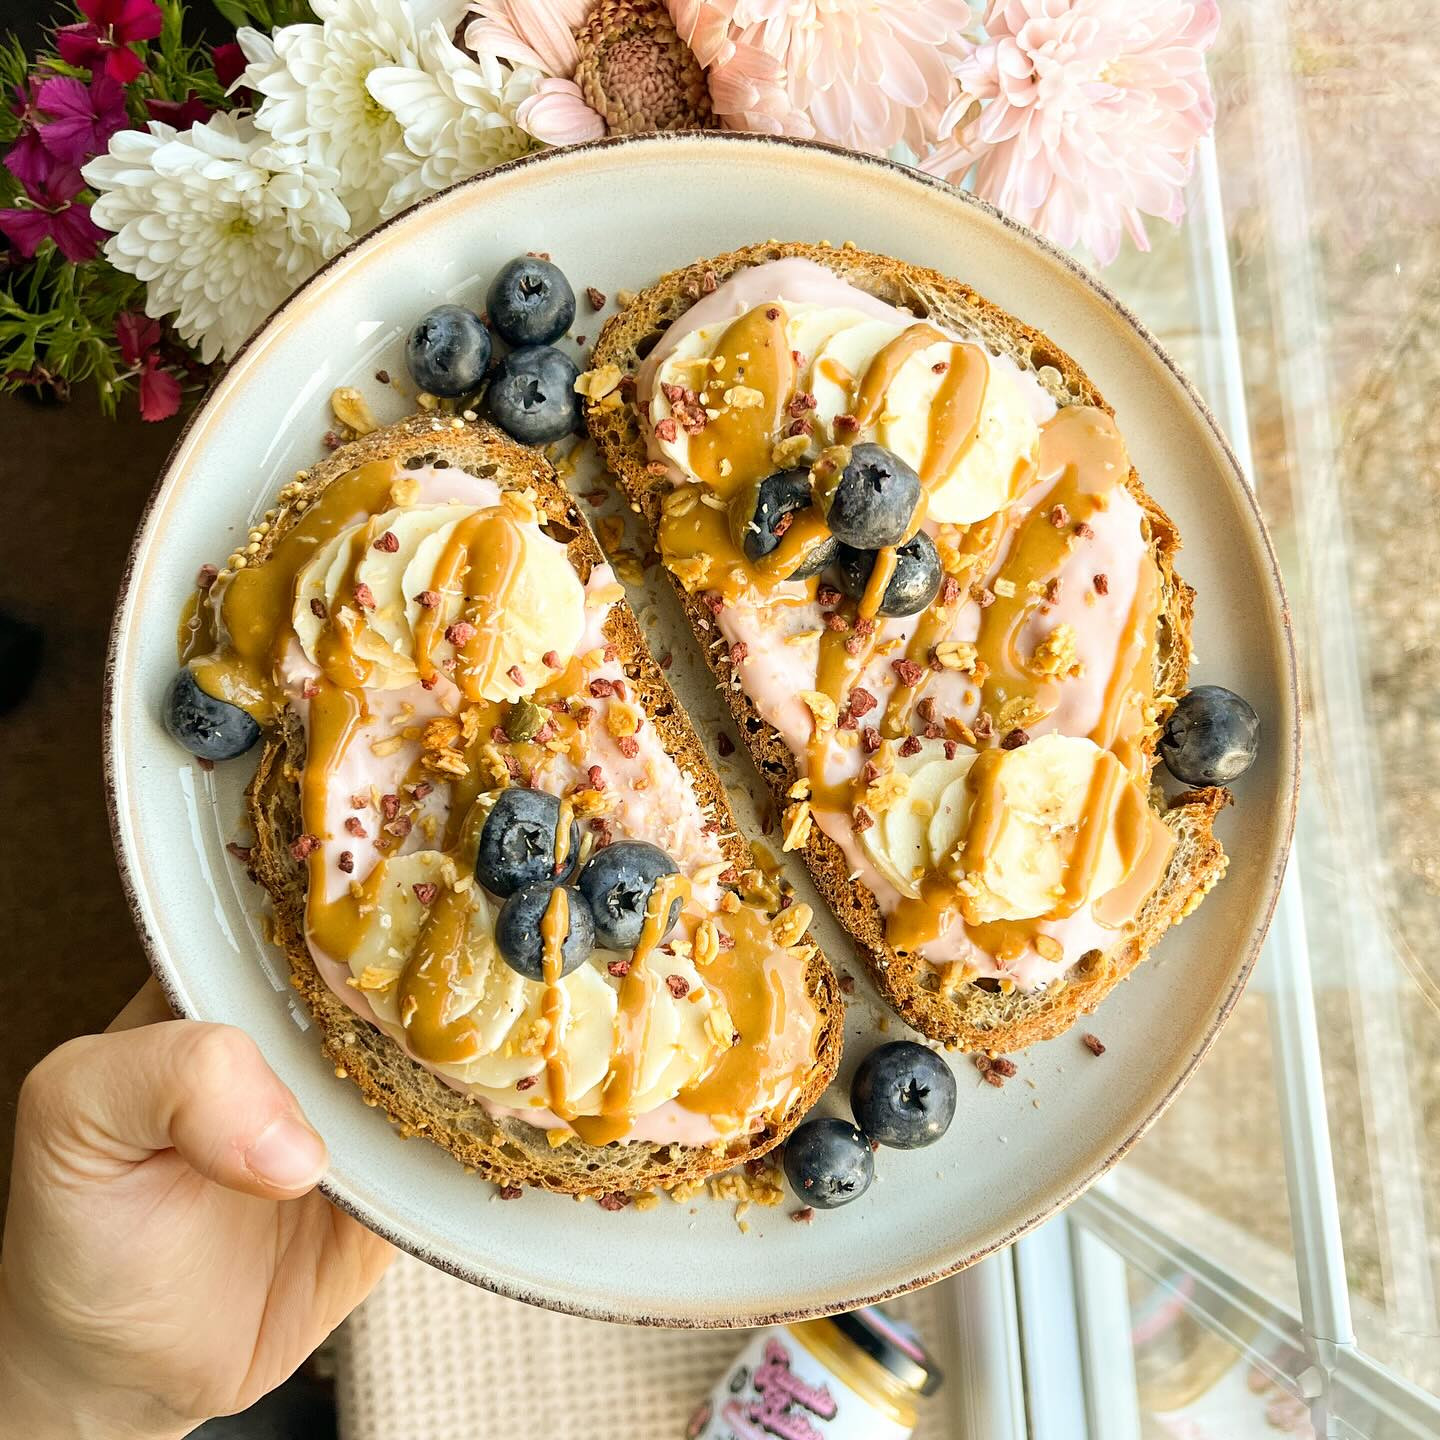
1209, 0, 1440, 1396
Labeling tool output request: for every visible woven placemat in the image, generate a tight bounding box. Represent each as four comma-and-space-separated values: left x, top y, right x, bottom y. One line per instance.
338, 1253, 959, 1439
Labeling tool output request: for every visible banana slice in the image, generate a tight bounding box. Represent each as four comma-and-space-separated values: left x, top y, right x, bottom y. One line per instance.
918, 356, 1038, 525
811, 319, 903, 432
861, 740, 975, 897
627, 957, 724, 1114
789, 306, 875, 376
343, 851, 444, 1023
461, 961, 617, 1095
969, 735, 1136, 922
291, 530, 348, 669
928, 775, 973, 870
355, 504, 469, 672
402, 514, 468, 640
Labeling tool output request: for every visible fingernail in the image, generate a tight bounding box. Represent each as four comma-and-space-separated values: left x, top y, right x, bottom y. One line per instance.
245, 1115, 327, 1190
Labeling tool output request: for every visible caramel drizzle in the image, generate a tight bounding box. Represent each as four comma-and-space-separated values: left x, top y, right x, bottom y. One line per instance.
852, 323, 949, 429
972, 407, 1133, 730
539, 885, 573, 1118
182, 459, 404, 721
570, 872, 692, 1146
919, 343, 989, 487
689, 305, 796, 497
395, 801, 493, 1066
414, 506, 525, 697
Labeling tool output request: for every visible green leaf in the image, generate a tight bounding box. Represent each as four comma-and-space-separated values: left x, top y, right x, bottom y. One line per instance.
0, 245, 155, 418
0, 34, 30, 145
212, 0, 317, 29
145, 0, 232, 108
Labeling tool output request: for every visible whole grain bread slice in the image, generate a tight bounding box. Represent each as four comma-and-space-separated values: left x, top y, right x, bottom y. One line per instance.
239, 413, 843, 1196
584, 241, 1230, 1052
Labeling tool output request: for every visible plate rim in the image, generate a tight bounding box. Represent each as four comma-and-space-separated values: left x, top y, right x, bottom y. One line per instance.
102, 130, 1300, 1327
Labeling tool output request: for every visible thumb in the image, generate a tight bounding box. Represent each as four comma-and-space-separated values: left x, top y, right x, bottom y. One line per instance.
18, 1021, 329, 1200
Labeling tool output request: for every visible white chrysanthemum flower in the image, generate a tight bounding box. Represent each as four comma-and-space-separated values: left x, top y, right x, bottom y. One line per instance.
82, 115, 353, 363
238, 0, 423, 233
368, 23, 541, 217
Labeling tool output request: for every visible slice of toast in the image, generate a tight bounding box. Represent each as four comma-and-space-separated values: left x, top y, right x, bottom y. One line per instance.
585, 241, 1230, 1052
238, 414, 843, 1196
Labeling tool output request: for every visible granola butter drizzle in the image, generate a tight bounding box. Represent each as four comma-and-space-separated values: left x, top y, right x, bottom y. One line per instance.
569, 872, 691, 1146
688, 304, 796, 498
395, 800, 497, 1066
678, 900, 814, 1128
302, 679, 382, 963
972, 406, 1144, 750
179, 459, 405, 722
806, 542, 896, 808
920, 343, 990, 487
850, 323, 949, 428
658, 486, 816, 607
539, 884, 573, 1117
414, 507, 525, 696
880, 511, 1008, 740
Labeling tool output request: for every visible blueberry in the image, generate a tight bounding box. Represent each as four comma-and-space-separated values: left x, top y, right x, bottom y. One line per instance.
738, 469, 837, 580
405, 304, 492, 398
474, 786, 581, 897
836, 531, 943, 618
782, 1118, 875, 1209
486, 256, 576, 347
496, 881, 594, 981
826, 443, 921, 549
163, 668, 260, 761
1160, 685, 1260, 786
850, 1041, 956, 1150
486, 345, 581, 445
576, 841, 681, 950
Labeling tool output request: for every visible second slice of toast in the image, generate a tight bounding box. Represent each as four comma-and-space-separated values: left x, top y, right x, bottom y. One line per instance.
585, 242, 1230, 1052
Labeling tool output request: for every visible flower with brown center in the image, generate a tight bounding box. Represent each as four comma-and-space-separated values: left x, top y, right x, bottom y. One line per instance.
573, 0, 715, 135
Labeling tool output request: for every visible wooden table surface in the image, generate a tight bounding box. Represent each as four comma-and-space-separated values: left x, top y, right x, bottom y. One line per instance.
0, 391, 176, 1203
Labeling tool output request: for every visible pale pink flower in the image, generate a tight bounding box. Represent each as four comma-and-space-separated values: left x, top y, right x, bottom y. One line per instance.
670, 0, 970, 152
463, 0, 593, 74
667, 0, 805, 136
921, 0, 1220, 265
516, 75, 606, 143
463, 0, 609, 142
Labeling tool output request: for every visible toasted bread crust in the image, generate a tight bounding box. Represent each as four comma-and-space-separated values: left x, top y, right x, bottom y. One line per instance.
585, 241, 1228, 1050
240, 414, 843, 1195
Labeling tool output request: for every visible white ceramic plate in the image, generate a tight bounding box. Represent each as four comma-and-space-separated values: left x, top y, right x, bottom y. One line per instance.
105, 134, 1297, 1326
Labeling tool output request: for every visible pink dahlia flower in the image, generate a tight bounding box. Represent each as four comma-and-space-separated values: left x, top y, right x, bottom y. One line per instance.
669, 0, 971, 152
922, 0, 1220, 265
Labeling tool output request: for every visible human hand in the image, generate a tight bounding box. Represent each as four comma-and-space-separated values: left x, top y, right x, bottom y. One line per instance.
0, 981, 393, 1439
